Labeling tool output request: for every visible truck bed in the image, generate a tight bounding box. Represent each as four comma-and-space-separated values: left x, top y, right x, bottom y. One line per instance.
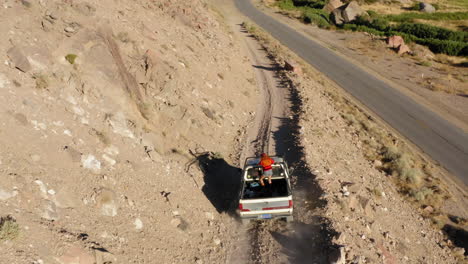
242, 178, 289, 199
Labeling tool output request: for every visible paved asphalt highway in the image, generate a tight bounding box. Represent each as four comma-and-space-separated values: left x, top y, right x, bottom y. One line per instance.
236, 0, 468, 185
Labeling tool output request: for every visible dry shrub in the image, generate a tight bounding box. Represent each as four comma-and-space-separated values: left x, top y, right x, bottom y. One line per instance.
411, 187, 434, 201
33, 74, 49, 90
342, 113, 357, 125
384, 145, 401, 161
0, 216, 19, 241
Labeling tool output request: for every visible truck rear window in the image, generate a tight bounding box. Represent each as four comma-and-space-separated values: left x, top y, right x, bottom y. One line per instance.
242, 178, 289, 199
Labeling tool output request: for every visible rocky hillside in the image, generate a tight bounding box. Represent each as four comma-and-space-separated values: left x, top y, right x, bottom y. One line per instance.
0, 0, 258, 263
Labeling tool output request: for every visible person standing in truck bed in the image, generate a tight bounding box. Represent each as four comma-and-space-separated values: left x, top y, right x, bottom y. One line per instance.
259, 153, 274, 186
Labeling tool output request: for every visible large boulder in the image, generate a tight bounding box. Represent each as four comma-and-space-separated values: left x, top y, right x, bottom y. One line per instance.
387, 35, 405, 49
342, 1, 366, 23
332, 6, 346, 25
398, 44, 411, 55
332, 1, 365, 25
323, 0, 344, 13
419, 2, 436, 13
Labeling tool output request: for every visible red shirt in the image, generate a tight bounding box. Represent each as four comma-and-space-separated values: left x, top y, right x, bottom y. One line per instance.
259, 158, 274, 171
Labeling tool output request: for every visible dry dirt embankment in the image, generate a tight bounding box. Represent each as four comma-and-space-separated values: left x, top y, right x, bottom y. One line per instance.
0, 0, 260, 263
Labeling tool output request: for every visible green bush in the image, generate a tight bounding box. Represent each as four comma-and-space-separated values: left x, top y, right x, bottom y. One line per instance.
352, 15, 390, 31
293, 0, 326, 8
367, 10, 379, 19
276, 0, 297, 10
385, 12, 468, 23
416, 38, 468, 56
395, 23, 467, 42
409, 2, 420, 10
302, 8, 331, 28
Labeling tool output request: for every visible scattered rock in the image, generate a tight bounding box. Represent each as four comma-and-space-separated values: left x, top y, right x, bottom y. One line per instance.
102, 154, 116, 166
171, 217, 182, 228
104, 145, 119, 156
81, 154, 101, 173
453, 247, 465, 256
329, 246, 345, 264
72, 2, 96, 16
34, 180, 48, 199
0, 74, 9, 89
323, 0, 344, 13
63, 129, 72, 137
64, 146, 82, 163
348, 196, 359, 210
7, 46, 32, 72
359, 197, 374, 217
95, 188, 118, 217
94, 249, 117, 264
31, 154, 41, 162
205, 212, 214, 220
13, 113, 28, 126
41, 200, 59, 221
57, 246, 94, 264
412, 44, 435, 60
419, 2, 436, 13
387, 35, 404, 49
213, 238, 221, 246
53, 189, 78, 209
64, 27, 75, 33
332, 232, 347, 244
134, 218, 143, 230
284, 60, 302, 75
0, 188, 18, 201
398, 44, 411, 55
423, 205, 434, 214
373, 160, 382, 167
21, 0, 32, 8
31, 120, 47, 130
107, 112, 135, 139
45, 10, 58, 20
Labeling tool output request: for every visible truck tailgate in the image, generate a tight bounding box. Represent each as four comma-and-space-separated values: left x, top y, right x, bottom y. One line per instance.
239, 196, 292, 213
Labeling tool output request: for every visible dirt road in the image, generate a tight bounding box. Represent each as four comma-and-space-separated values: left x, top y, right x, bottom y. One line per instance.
214, 1, 337, 263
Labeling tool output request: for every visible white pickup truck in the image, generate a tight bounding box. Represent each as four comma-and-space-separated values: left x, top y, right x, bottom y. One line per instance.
238, 156, 293, 224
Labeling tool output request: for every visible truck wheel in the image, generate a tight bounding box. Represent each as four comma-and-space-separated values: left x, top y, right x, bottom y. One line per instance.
242, 219, 250, 225
285, 216, 294, 223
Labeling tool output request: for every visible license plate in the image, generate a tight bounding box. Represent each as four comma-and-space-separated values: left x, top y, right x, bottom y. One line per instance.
260, 214, 272, 219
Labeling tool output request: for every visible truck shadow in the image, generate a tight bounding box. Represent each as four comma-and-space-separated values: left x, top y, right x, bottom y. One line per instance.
443, 224, 468, 255
187, 152, 241, 217
269, 72, 337, 262
270, 218, 338, 264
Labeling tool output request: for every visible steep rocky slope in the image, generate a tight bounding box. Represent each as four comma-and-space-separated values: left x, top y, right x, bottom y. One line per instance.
0, 0, 258, 263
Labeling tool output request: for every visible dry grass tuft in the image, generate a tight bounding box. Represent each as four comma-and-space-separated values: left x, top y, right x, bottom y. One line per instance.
0, 216, 19, 241
33, 74, 49, 90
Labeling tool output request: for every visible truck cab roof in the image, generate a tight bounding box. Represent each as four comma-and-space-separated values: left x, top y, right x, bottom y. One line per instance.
244, 156, 285, 167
